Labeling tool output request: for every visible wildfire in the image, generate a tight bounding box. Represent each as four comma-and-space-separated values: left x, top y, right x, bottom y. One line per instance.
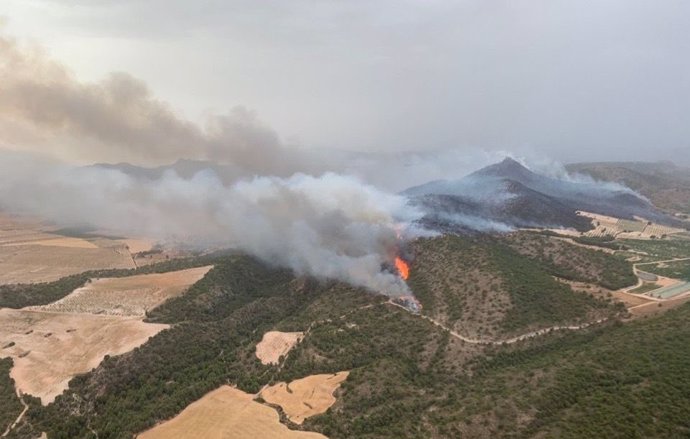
394, 256, 410, 280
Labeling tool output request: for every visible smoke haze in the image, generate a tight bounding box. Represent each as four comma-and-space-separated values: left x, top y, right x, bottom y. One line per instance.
0, 151, 424, 295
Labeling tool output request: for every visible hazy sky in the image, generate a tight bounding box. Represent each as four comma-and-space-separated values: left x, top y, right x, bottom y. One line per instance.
1, 0, 689, 165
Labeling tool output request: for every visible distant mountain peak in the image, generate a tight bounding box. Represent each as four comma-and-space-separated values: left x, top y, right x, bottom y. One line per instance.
469, 156, 535, 182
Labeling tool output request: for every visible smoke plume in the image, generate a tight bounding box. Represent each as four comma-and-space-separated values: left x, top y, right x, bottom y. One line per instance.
0, 33, 317, 176
0, 151, 422, 295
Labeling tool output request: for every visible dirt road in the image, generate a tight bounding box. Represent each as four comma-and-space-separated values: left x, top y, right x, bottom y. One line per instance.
386, 300, 607, 345
2, 389, 28, 437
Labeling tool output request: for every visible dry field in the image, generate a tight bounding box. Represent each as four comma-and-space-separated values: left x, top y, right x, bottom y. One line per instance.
612, 290, 655, 310
626, 294, 690, 317
31, 266, 213, 317
0, 245, 135, 284
260, 372, 350, 425
0, 214, 139, 284
579, 211, 685, 239
138, 386, 327, 439
116, 238, 155, 254
0, 308, 167, 404
255, 331, 304, 365
1, 236, 99, 249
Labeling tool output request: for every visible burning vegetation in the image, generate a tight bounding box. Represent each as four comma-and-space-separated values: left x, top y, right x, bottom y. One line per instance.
395, 257, 410, 280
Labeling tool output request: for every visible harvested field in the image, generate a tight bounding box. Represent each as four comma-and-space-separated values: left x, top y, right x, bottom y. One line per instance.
0, 245, 135, 284
255, 331, 304, 365
0, 236, 98, 249
138, 386, 327, 439
0, 308, 167, 404
0, 214, 168, 284
118, 238, 155, 254
260, 372, 349, 425
31, 266, 212, 317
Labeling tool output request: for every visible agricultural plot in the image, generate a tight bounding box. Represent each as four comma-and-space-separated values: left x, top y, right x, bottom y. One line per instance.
31, 266, 213, 316
260, 372, 350, 425
0, 245, 135, 284
579, 211, 685, 240
0, 214, 171, 284
138, 386, 327, 439
0, 308, 167, 404
255, 331, 304, 365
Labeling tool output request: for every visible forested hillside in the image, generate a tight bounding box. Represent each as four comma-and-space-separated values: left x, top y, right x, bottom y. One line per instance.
4, 238, 689, 439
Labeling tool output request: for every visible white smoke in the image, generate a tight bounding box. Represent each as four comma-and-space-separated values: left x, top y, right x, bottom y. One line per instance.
0, 151, 422, 295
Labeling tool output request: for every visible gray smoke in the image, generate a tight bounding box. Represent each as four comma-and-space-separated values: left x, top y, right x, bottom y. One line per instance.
0, 33, 319, 176
0, 151, 424, 295
0, 32, 436, 295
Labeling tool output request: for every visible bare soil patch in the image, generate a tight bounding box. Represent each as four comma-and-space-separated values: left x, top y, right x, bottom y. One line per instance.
30, 266, 212, 317
0, 308, 167, 404
138, 386, 327, 439
255, 331, 304, 365
260, 372, 349, 425
612, 291, 654, 308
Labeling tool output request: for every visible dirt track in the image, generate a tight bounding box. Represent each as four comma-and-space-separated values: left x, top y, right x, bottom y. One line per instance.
387, 300, 607, 345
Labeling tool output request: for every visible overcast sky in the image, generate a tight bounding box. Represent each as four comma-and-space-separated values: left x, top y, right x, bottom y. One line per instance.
1, 0, 689, 166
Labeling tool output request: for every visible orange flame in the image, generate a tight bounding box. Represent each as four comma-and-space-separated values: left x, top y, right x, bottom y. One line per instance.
395, 257, 409, 280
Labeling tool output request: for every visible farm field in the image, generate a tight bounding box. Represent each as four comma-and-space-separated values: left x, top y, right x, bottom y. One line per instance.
0, 214, 177, 285
255, 331, 304, 365
260, 372, 350, 425
578, 211, 685, 239
138, 386, 327, 439
0, 308, 167, 404
30, 266, 213, 317
0, 245, 135, 284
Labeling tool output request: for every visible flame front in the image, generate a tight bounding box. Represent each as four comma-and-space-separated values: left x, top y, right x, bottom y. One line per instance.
395, 257, 409, 280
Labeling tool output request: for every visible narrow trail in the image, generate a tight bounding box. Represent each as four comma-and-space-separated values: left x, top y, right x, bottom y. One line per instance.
2, 389, 28, 437
386, 300, 607, 345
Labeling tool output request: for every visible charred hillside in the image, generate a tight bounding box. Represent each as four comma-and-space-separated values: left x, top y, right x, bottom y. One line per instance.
567, 161, 690, 216
406, 157, 677, 233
